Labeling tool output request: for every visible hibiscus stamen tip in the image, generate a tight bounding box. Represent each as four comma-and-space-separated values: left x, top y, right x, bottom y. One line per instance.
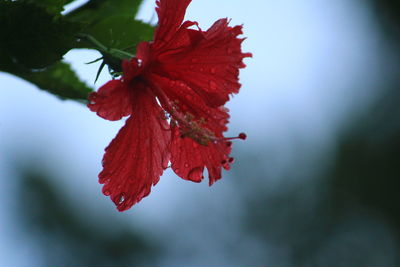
238, 132, 247, 140
221, 132, 247, 142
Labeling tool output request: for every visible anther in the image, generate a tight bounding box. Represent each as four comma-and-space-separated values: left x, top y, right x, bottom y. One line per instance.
238, 133, 247, 140
221, 132, 247, 142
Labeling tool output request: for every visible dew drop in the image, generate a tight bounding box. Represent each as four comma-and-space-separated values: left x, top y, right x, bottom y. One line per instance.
127, 178, 136, 184
226, 141, 232, 147
174, 128, 181, 136
162, 156, 170, 169
184, 163, 189, 168
103, 189, 111, 196
209, 81, 218, 90
199, 67, 204, 72
228, 157, 235, 163
192, 142, 199, 148
118, 195, 125, 204
99, 177, 110, 184
188, 167, 204, 182
210, 68, 216, 74
222, 159, 231, 170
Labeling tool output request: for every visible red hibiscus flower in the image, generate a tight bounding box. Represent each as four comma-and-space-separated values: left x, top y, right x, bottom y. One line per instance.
88, 0, 251, 211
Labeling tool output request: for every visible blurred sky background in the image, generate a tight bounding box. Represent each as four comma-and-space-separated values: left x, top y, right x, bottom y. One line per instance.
1, 0, 400, 266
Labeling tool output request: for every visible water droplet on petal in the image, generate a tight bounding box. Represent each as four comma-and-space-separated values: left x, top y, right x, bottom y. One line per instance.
119, 195, 125, 204
228, 157, 235, 163
184, 163, 189, 168
162, 156, 170, 169
192, 142, 199, 148
222, 160, 231, 170
209, 81, 218, 90
188, 167, 204, 182
174, 129, 181, 137
114, 194, 125, 205
210, 68, 216, 74
99, 177, 110, 184
103, 189, 111, 196
200, 67, 204, 72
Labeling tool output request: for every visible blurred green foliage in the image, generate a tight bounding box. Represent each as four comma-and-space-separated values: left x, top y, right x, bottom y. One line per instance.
17, 168, 159, 267
239, 0, 400, 266
368, 0, 400, 42
0, 0, 153, 101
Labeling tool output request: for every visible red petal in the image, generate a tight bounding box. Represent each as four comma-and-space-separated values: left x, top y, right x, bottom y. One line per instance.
147, 74, 233, 185
88, 80, 132, 121
170, 126, 232, 185
99, 90, 171, 211
148, 73, 229, 135
156, 18, 252, 107
153, 0, 192, 50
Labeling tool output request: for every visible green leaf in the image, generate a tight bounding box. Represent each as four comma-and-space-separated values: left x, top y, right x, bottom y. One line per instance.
66, 0, 144, 25
81, 15, 154, 53
0, 1, 80, 70
15, 61, 93, 101
23, 0, 69, 14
